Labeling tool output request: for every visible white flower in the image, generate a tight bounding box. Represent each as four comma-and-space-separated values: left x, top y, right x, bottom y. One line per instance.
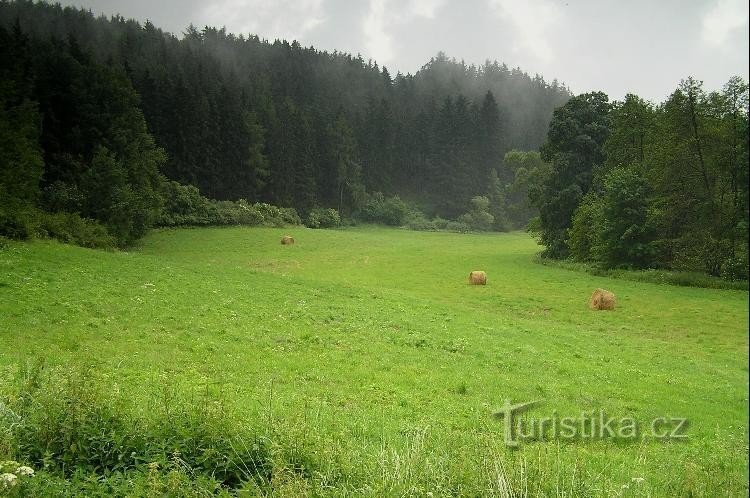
1, 473, 18, 488
16, 466, 34, 477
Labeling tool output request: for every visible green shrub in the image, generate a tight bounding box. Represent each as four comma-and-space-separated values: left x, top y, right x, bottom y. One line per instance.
456, 196, 494, 231
567, 193, 601, 261
356, 192, 410, 226
672, 233, 726, 277
279, 207, 302, 226
720, 253, 749, 281
404, 212, 436, 231
445, 221, 471, 233
36, 212, 116, 249
0, 197, 116, 249
156, 181, 212, 226
0, 202, 36, 240
156, 181, 301, 229
306, 208, 341, 229
432, 217, 449, 230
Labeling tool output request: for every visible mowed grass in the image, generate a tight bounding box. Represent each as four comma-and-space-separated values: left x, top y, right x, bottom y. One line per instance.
0, 226, 748, 496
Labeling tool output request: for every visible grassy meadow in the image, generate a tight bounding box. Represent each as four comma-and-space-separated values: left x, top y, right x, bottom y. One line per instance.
0, 226, 747, 496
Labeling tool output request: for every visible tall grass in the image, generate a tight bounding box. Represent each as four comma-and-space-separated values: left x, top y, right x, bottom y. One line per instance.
0, 362, 540, 496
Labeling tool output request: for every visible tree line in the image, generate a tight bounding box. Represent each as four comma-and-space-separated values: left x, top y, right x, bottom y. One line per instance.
531, 79, 749, 280
0, 0, 569, 246
2, 1, 745, 280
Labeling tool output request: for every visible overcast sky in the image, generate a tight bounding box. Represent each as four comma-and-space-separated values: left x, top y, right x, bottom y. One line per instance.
59, 0, 749, 102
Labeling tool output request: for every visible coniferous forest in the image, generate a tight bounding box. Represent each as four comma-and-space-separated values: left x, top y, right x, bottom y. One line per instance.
0, 0, 747, 279
0, 1, 568, 237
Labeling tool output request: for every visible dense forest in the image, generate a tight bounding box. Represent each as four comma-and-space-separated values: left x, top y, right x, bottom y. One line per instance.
0, 0, 569, 242
0, 1, 747, 279
532, 81, 749, 279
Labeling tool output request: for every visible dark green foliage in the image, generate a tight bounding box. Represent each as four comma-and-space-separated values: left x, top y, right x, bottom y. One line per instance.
80, 144, 164, 246
0, 11, 307, 248
567, 193, 601, 262
35, 211, 116, 249
490, 150, 551, 230
0, 19, 166, 246
0, 22, 44, 236
0, 2, 571, 233
535, 77, 748, 281
593, 167, 654, 267
457, 196, 494, 231
157, 181, 300, 228
157, 181, 215, 226
0, 99, 43, 207
0, 203, 37, 240
403, 212, 438, 231
0, 205, 115, 249
306, 208, 341, 229
444, 220, 471, 233
326, 113, 364, 216
356, 192, 410, 226
534, 92, 611, 258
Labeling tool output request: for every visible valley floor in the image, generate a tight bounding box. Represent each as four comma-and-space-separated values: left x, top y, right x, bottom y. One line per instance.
0, 227, 747, 496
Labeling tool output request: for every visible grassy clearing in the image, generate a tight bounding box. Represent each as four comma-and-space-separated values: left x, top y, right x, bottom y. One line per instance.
0, 226, 747, 496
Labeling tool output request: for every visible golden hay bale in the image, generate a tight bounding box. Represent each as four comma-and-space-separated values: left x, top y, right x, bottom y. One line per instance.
468, 270, 487, 285
280, 235, 295, 245
589, 288, 616, 310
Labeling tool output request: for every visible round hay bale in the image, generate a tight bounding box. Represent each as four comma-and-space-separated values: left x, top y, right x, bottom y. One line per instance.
280, 235, 295, 245
468, 270, 487, 285
589, 288, 615, 310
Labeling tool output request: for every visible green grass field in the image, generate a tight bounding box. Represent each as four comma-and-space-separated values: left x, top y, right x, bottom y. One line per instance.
1, 227, 748, 496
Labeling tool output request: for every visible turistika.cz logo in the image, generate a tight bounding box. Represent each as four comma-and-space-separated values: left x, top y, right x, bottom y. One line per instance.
493, 399, 688, 448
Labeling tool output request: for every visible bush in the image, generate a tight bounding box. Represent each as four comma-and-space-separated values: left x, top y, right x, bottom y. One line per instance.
356, 192, 410, 226
0, 202, 115, 250
156, 181, 213, 226
404, 212, 436, 231
279, 207, 302, 226
720, 253, 749, 281
253, 202, 301, 227
445, 221, 471, 233
0, 202, 36, 240
672, 233, 730, 277
305, 208, 341, 229
36, 212, 116, 249
567, 193, 601, 261
456, 196, 494, 231
156, 181, 301, 229
432, 217, 449, 230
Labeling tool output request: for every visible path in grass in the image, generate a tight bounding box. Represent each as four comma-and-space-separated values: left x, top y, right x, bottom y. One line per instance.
1, 227, 747, 495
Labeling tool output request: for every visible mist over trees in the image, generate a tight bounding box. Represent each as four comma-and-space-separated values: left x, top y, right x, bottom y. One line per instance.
1, 1, 746, 280
0, 0, 569, 230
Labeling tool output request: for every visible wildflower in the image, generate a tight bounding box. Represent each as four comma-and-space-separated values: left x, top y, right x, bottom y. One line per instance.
16, 466, 34, 477
1, 473, 18, 488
